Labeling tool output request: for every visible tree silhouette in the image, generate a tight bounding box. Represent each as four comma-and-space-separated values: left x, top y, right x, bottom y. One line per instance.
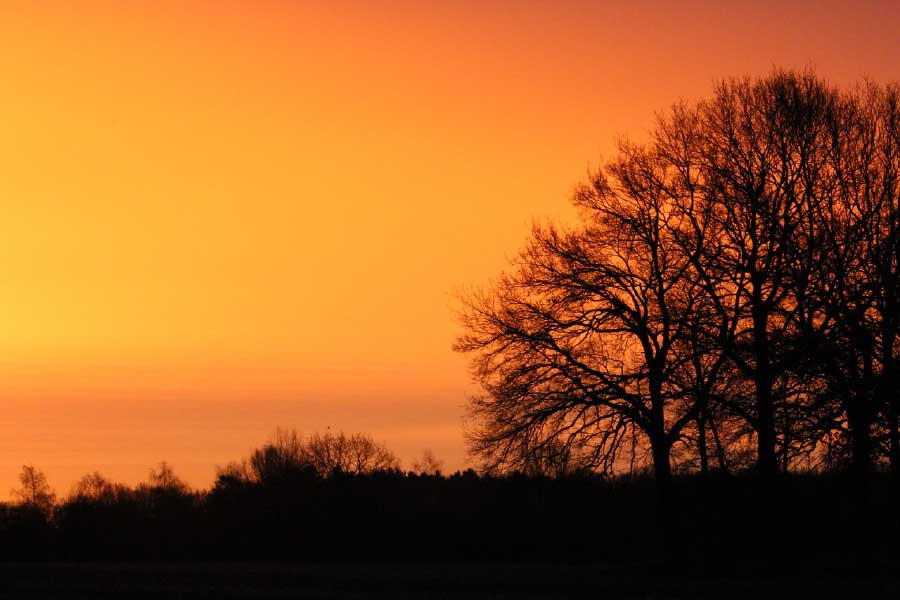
148, 461, 188, 492
12, 465, 55, 514
458, 158, 716, 508
304, 431, 400, 475
248, 427, 312, 484
69, 471, 115, 502
812, 82, 900, 478
456, 69, 900, 498
241, 428, 400, 482
412, 449, 444, 476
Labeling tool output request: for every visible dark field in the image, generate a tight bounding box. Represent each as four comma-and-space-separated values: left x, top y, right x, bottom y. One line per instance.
1, 563, 898, 599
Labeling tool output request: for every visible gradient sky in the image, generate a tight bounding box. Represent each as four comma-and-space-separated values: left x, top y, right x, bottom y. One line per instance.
1, 0, 899, 496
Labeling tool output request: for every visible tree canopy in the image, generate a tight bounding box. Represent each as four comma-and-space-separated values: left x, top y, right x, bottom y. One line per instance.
456, 70, 900, 495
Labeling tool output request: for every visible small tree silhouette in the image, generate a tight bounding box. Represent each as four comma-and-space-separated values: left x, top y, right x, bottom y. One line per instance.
148, 461, 187, 492
304, 431, 400, 475
12, 465, 55, 514
70, 471, 112, 500
411, 449, 444, 476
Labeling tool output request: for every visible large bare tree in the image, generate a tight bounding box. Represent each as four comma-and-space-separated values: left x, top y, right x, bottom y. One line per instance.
456, 132, 714, 502
457, 69, 900, 499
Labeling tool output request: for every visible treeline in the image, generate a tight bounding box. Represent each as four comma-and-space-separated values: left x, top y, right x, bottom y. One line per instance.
1, 429, 897, 570
455, 69, 900, 500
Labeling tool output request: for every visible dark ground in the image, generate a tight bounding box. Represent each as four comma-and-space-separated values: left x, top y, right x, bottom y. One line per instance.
0, 563, 898, 599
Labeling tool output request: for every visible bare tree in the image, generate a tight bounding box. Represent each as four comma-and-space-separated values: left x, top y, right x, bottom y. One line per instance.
456, 129, 716, 504
245, 428, 400, 480
304, 431, 400, 475
685, 71, 840, 478
69, 471, 115, 501
803, 81, 900, 476
411, 449, 444, 476
148, 461, 188, 493
248, 427, 312, 483
455, 70, 894, 495
12, 465, 56, 514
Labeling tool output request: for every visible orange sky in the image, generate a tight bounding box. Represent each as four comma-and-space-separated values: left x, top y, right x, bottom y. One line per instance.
1, 0, 899, 496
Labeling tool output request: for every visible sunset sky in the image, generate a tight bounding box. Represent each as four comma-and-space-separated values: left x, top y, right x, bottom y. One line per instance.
1, 0, 899, 495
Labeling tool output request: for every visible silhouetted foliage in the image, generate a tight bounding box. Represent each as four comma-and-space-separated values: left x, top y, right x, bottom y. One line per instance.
412, 449, 444, 476
456, 70, 900, 497
12, 465, 56, 516
304, 430, 401, 475
148, 461, 188, 493
0, 452, 895, 572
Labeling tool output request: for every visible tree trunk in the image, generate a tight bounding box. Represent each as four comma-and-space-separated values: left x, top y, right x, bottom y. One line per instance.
848, 390, 875, 573
890, 393, 900, 481
753, 304, 778, 479
650, 434, 674, 552
648, 376, 675, 558
847, 401, 872, 480
652, 438, 673, 499
697, 412, 709, 478
755, 370, 777, 476
882, 345, 900, 481
648, 376, 672, 497
709, 416, 730, 474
